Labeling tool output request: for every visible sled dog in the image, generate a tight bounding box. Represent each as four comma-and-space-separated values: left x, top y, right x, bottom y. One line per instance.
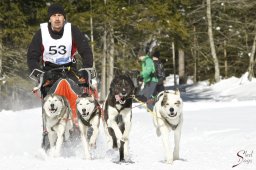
42, 94, 73, 157
103, 73, 135, 162
153, 89, 183, 164
76, 93, 101, 159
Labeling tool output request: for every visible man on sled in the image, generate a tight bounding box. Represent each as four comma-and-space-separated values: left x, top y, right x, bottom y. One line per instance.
27, 4, 96, 151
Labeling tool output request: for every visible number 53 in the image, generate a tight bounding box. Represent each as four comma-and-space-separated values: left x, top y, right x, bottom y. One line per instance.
49, 45, 67, 55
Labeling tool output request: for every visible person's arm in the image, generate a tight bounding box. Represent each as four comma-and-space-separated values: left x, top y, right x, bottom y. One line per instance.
141, 58, 155, 79
27, 30, 43, 72
71, 25, 93, 68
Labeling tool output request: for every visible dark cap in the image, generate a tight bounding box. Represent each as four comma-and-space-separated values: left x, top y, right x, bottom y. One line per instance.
48, 4, 65, 18
152, 50, 160, 58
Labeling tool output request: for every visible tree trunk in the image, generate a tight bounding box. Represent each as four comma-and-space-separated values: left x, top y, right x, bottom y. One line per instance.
100, 24, 107, 101
90, 0, 95, 67
107, 27, 114, 92
100, 0, 107, 101
206, 0, 220, 82
191, 25, 198, 83
0, 38, 2, 93
178, 48, 186, 84
224, 40, 228, 78
172, 42, 177, 87
0, 30, 2, 79
248, 33, 256, 81
0, 43, 2, 79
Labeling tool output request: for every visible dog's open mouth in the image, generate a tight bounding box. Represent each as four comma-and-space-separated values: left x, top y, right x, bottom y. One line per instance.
82, 109, 90, 116
49, 108, 58, 113
115, 94, 126, 104
168, 112, 177, 117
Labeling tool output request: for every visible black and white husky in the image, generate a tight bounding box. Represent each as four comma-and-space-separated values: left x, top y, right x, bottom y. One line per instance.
103, 74, 135, 162
153, 89, 183, 164
42, 94, 73, 157
76, 93, 101, 159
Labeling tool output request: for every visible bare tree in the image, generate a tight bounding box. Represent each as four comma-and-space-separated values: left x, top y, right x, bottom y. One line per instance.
248, 32, 256, 81
206, 0, 220, 82
100, 0, 107, 101
0, 27, 2, 79
191, 25, 198, 83
107, 27, 114, 91
0, 42, 2, 79
90, 0, 95, 67
178, 48, 186, 84
172, 42, 177, 87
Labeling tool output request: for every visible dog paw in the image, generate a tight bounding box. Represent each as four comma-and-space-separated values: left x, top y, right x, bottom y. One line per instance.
173, 153, 179, 160
117, 140, 121, 148
64, 132, 70, 141
48, 148, 55, 157
120, 137, 127, 142
89, 143, 96, 150
166, 159, 173, 164
156, 127, 161, 137
48, 149, 60, 158
84, 155, 92, 160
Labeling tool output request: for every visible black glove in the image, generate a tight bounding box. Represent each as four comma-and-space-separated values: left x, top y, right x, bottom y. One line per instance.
137, 76, 143, 82
77, 70, 89, 79
135, 94, 147, 102
44, 70, 55, 81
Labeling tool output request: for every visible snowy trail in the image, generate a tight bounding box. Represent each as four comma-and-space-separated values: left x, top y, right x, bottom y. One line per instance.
0, 100, 255, 170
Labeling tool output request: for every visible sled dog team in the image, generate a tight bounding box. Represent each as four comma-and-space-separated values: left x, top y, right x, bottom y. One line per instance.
42, 74, 183, 164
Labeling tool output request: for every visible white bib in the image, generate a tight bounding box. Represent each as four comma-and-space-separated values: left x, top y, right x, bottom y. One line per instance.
41, 22, 72, 65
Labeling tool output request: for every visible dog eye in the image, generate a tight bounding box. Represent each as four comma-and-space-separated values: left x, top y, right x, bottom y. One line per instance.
175, 101, 181, 105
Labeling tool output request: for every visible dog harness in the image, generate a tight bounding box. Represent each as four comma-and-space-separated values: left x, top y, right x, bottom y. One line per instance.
161, 114, 181, 131
49, 103, 71, 132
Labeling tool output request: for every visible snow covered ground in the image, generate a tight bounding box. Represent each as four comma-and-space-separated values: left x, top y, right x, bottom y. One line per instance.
0, 73, 255, 170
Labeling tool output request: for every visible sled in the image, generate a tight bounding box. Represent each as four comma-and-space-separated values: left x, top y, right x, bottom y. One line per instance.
29, 67, 98, 150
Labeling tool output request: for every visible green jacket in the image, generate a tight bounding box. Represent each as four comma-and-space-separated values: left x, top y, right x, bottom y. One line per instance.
140, 55, 158, 83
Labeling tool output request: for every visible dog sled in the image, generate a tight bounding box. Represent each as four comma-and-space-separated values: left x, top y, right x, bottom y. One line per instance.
29, 66, 98, 151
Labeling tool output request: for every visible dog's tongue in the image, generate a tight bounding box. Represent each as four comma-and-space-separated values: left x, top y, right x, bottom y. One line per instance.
115, 95, 121, 101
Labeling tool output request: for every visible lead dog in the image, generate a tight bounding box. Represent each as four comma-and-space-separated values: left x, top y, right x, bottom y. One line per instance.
76, 93, 101, 159
153, 89, 183, 164
43, 94, 73, 157
103, 73, 135, 162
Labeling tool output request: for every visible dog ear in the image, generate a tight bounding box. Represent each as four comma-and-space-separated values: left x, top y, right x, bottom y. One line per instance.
175, 88, 180, 96
60, 96, 66, 106
161, 93, 168, 106
61, 96, 70, 108
114, 69, 122, 77
124, 71, 132, 78
43, 95, 48, 102
76, 97, 80, 104
156, 91, 165, 101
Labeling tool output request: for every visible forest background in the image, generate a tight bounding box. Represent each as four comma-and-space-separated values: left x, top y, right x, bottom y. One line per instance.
0, 0, 255, 110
